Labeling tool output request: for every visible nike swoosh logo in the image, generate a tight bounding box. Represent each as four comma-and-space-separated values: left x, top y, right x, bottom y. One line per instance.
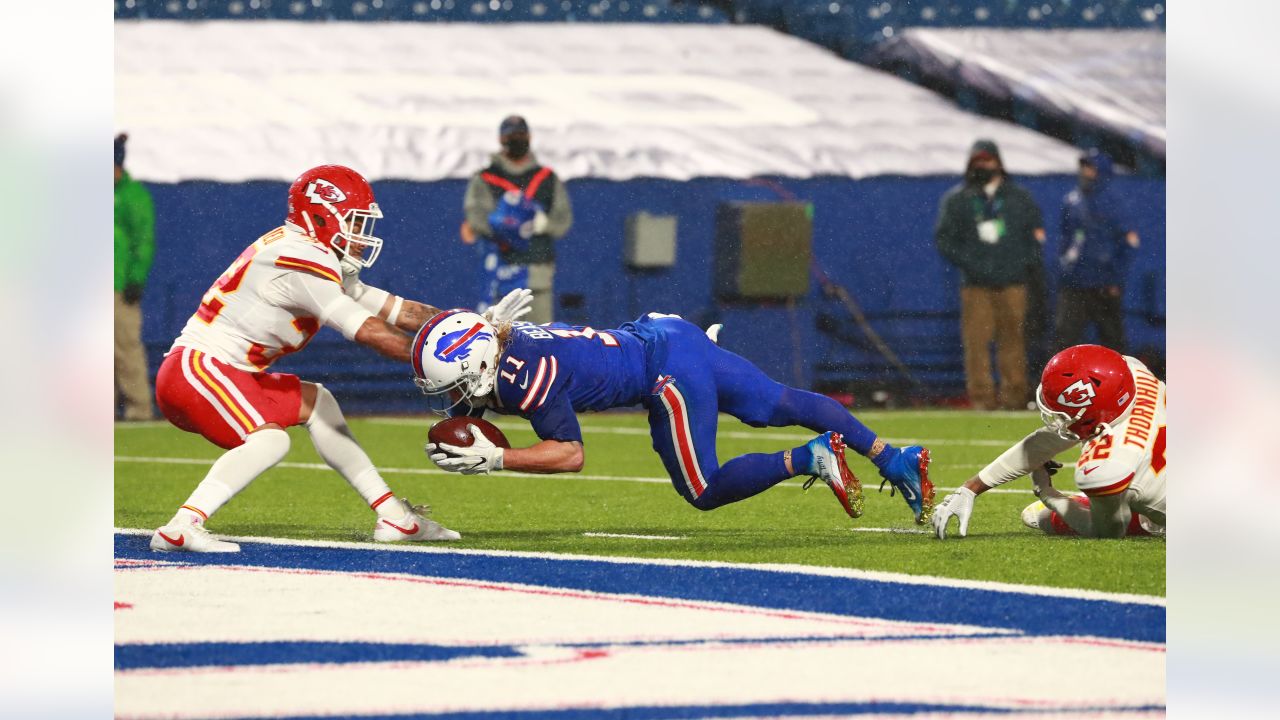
901, 485, 917, 501
518, 373, 529, 390
158, 531, 185, 547
1083, 465, 1100, 475
382, 520, 420, 536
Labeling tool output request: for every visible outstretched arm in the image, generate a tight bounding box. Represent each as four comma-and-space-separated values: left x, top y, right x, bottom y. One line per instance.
352, 316, 413, 363
344, 273, 444, 334
932, 428, 1076, 539
426, 428, 584, 476
503, 439, 584, 474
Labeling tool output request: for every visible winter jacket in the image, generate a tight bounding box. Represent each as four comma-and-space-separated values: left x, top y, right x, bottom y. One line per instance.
114, 171, 155, 293
1059, 150, 1135, 289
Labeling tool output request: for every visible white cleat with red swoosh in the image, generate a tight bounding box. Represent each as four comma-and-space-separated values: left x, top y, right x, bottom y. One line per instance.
149, 518, 240, 553
373, 499, 461, 542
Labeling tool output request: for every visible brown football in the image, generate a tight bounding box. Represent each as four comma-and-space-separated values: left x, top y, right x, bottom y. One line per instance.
428, 416, 511, 450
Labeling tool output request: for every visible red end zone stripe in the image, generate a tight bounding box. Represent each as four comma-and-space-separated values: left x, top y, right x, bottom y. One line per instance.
1082, 473, 1136, 497
275, 257, 341, 284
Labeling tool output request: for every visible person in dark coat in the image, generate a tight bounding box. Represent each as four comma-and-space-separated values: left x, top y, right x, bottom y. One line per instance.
935, 139, 1047, 410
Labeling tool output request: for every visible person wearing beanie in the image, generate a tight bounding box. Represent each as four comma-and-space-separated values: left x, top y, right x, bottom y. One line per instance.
114, 133, 157, 421
1055, 148, 1141, 352
460, 115, 573, 324
935, 139, 1047, 410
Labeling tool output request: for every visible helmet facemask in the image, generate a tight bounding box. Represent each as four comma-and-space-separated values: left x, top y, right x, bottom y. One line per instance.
1036, 383, 1085, 442
331, 205, 384, 275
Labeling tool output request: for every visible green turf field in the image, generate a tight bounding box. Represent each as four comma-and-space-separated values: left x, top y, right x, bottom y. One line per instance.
114, 409, 1165, 596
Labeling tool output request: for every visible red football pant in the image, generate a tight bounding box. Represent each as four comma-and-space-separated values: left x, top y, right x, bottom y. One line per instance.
155, 346, 302, 450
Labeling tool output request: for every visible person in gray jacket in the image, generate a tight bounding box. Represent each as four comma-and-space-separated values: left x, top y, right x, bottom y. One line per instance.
461, 115, 573, 324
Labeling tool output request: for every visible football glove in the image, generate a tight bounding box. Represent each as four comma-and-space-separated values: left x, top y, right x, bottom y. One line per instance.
425, 425, 505, 475
483, 288, 533, 326
931, 486, 976, 540
1032, 461, 1065, 499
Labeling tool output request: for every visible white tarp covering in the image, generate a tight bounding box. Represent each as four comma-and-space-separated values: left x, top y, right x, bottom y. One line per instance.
868, 28, 1166, 157
115, 22, 1081, 182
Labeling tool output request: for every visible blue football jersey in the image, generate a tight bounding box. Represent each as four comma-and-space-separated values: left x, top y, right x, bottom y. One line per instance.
489, 321, 656, 442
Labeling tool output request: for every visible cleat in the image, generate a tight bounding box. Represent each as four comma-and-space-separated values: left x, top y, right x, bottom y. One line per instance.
1021, 500, 1048, 530
149, 517, 240, 553
876, 446, 934, 524
373, 499, 461, 542
801, 431, 864, 519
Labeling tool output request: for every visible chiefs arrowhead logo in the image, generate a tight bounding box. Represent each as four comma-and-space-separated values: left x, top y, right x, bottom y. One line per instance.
305, 179, 347, 205
1057, 380, 1096, 408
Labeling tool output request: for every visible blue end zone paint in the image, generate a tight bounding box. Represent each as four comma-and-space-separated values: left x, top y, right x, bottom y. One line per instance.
243, 702, 1166, 719
115, 534, 1164, 643
115, 641, 522, 670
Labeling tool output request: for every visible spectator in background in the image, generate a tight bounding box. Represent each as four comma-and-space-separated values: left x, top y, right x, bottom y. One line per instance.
114, 133, 157, 421
462, 115, 572, 324
935, 139, 1046, 411
1056, 148, 1140, 352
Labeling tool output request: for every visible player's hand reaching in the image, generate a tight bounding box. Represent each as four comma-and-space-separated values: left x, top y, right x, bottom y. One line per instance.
1032, 461, 1065, 499
931, 486, 976, 540
484, 288, 534, 326
425, 425, 505, 475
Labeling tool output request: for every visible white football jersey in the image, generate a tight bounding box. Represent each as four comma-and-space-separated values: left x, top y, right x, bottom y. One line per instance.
170, 226, 374, 372
1073, 357, 1167, 523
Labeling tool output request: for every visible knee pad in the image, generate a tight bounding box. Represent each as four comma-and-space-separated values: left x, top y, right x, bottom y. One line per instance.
306, 383, 342, 428
246, 427, 291, 464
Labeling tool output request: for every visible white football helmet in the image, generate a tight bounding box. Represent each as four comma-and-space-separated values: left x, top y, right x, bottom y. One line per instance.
411, 310, 500, 414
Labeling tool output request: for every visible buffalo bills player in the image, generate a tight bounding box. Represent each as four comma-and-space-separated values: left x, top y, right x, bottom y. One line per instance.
414, 311, 933, 522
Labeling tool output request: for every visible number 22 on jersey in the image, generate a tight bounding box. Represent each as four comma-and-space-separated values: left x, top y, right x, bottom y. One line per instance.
196, 228, 283, 324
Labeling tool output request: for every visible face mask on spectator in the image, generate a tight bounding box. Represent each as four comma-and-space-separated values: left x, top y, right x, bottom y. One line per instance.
967, 167, 996, 185
503, 135, 530, 160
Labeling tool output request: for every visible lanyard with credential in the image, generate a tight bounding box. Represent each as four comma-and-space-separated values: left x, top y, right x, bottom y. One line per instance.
970, 192, 1003, 223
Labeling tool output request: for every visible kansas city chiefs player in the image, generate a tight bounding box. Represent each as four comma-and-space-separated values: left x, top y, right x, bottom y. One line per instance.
932, 344, 1166, 539
149, 165, 531, 552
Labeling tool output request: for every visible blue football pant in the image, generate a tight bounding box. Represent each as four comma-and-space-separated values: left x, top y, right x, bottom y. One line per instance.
646, 318, 879, 510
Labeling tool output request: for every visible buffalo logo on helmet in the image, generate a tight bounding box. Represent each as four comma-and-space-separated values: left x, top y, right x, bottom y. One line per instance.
1056, 379, 1097, 408
305, 179, 347, 205
433, 323, 494, 363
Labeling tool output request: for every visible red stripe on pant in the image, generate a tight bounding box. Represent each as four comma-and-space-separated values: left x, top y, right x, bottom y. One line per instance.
662, 384, 706, 497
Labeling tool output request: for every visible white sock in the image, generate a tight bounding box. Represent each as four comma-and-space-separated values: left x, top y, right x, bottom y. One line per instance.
306, 384, 399, 519
175, 428, 291, 524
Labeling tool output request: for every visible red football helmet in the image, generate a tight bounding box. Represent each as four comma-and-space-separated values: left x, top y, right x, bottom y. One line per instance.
1036, 345, 1136, 441
286, 165, 383, 271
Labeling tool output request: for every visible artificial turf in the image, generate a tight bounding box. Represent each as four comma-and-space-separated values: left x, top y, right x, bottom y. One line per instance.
114, 409, 1165, 597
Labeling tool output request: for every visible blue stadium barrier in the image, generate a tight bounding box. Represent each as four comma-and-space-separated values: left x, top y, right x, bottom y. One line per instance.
135, 175, 1164, 413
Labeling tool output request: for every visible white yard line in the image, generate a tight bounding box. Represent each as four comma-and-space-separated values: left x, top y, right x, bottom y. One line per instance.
851, 527, 931, 535
112, 527, 1164, 607
114, 455, 1037, 495
582, 532, 686, 541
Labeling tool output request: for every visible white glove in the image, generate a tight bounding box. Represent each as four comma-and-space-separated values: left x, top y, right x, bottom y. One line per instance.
341, 263, 366, 299
425, 425, 505, 475
483, 288, 533, 326
932, 486, 976, 540
532, 210, 549, 235
1031, 461, 1065, 500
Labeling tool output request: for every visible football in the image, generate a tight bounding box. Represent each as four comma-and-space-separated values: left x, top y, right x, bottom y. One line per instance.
428, 416, 511, 450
